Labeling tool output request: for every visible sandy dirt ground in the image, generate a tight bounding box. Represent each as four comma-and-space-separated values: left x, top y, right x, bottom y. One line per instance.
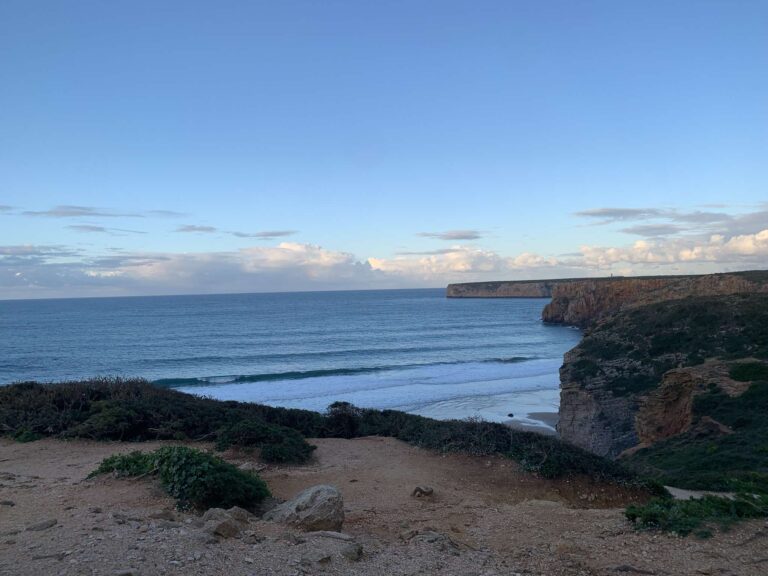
1, 437, 767, 576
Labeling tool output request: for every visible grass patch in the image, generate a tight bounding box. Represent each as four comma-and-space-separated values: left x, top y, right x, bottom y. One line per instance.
89, 446, 270, 510
626, 493, 768, 537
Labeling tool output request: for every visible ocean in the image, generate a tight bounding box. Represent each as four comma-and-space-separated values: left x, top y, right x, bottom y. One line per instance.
0, 289, 581, 430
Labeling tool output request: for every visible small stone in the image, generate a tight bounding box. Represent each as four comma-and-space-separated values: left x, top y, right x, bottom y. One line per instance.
26, 519, 58, 532
340, 542, 363, 561
411, 486, 434, 497
306, 531, 354, 541
244, 557, 255, 564
238, 462, 266, 472
147, 509, 175, 521
301, 550, 332, 565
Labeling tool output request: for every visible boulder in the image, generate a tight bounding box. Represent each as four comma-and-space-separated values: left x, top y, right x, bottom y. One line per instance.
203, 518, 241, 539
201, 507, 246, 539
226, 506, 254, 523
264, 485, 344, 531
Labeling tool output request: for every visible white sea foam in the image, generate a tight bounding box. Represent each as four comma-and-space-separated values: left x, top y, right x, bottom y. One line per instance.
179, 358, 562, 428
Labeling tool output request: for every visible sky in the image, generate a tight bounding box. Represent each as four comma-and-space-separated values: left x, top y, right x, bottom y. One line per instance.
1, 1, 767, 299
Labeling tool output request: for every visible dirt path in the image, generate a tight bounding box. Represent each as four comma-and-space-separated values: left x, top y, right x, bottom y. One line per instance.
1, 437, 766, 576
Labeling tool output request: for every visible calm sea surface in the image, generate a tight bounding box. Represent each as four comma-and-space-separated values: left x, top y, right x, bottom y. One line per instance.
0, 289, 581, 427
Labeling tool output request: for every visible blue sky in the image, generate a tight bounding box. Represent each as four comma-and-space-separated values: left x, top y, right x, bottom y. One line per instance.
1, 1, 767, 298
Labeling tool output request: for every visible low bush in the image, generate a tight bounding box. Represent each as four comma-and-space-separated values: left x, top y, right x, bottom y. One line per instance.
89, 446, 270, 510
0, 379, 317, 463
214, 420, 316, 463
91, 450, 154, 477
626, 493, 768, 537
729, 362, 768, 382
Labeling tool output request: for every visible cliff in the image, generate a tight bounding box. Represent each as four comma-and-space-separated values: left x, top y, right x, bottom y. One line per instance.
446, 279, 560, 298
448, 271, 768, 328
557, 293, 768, 459
543, 271, 768, 327
448, 271, 768, 477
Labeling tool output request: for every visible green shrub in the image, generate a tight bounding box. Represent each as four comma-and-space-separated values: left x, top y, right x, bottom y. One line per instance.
90, 450, 154, 477
13, 429, 43, 443
729, 362, 768, 382
260, 433, 317, 463
154, 446, 269, 510
0, 378, 318, 462
215, 419, 316, 463
90, 446, 270, 510
626, 493, 768, 536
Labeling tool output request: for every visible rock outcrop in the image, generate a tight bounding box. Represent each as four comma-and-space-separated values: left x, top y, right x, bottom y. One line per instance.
543, 272, 768, 327
448, 270, 768, 459
448, 271, 768, 328
446, 280, 561, 298
264, 485, 344, 531
557, 294, 768, 457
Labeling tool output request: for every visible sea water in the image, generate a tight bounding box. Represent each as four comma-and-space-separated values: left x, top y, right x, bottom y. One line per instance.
0, 289, 581, 430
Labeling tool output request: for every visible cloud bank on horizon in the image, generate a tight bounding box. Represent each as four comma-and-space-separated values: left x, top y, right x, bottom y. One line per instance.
1, 204, 767, 299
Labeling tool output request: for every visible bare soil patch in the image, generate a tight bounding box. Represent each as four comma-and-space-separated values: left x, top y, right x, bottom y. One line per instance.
1, 437, 766, 576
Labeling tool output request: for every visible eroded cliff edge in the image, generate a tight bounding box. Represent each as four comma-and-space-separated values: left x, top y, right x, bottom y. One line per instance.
557, 294, 768, 456
448, 271, 768, 327
449, 271, 768, 460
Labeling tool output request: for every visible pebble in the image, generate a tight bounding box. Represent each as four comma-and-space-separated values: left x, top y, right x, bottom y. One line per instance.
26, 519, 58, 532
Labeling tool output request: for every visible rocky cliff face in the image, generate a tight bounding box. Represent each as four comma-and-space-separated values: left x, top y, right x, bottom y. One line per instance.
543, 272, 768, 328
446, 280, 557, 298
448, 271, 768, 459
448, 271, 768, 327
557, 294, 768, 457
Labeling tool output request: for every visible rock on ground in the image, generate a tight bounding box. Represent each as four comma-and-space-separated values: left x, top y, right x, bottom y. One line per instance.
264, 484, 344, 531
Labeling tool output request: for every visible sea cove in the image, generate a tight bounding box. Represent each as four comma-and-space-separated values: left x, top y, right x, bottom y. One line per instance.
0, 289, 581, 431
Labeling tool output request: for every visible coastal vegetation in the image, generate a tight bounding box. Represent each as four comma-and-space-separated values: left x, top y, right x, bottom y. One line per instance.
623, 379, 768, 494
625, 493, 768, 538
569, 294, 768, 396
89, 446, 270, 510
0, 378, 648, 486
558, 292, 768, 535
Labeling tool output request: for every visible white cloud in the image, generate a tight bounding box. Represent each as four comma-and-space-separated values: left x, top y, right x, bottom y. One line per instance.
2, 226, 768, 299
368, 246, 559, 279
574, 229, 768, 269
